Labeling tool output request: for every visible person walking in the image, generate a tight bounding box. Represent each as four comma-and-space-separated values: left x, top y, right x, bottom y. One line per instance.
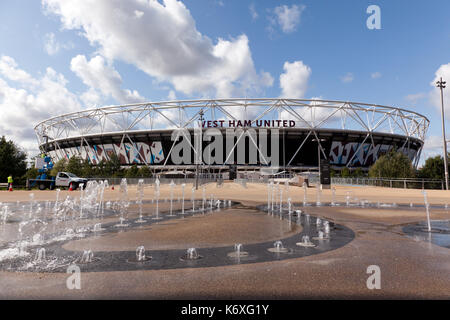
7, 175, 13, 191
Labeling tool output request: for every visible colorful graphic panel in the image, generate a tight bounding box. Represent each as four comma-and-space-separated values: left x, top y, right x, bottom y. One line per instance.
329, 141, 412, 166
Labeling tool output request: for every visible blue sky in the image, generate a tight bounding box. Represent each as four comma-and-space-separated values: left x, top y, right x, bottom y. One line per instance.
0, 0, 449, 163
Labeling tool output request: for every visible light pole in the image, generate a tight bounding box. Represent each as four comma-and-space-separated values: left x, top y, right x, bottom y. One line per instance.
195, 110, 205, 190
437, 77, 448, 190
312, 138, 326, 183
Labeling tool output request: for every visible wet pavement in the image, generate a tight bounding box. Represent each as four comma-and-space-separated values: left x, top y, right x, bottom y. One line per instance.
403, 220, 450, 249
0, 184, 450, 299
0, 203, 354, 272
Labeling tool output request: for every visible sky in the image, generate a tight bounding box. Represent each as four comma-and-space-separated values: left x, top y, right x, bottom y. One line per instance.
0, 0, 450, 165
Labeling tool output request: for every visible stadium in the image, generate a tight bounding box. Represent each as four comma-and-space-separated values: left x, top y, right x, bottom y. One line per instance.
34, 98, 429, 174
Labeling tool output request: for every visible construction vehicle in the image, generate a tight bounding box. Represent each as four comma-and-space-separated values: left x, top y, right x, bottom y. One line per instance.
28, 156, 88, 190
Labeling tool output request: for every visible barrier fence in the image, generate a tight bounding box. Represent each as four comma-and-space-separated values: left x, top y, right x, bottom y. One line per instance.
313, 177, 445, 190
24, 174, 445, 190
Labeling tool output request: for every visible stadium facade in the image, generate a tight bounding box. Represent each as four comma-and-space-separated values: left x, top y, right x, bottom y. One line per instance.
34, 99, 429, 172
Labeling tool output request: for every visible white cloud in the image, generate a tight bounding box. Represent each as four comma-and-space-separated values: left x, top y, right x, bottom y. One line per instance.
0, 55, 38, 86
272, 4, 305, 34
341, 72, 354, 83
405, 92, 426, 104
70, 54, 145, 105
0, 55, 81, 155
371, 71, 382, 79
421, 135, 445, 163
278, 61, 337, 130
168, 90, 177, 101
279, 96, 341, 128
279, 60, 311, 98
80, 87, 102, 107
44, 33, 59, 55
249, 3, 258, 21
43, 0, 272, 98
414, 64, 450, 164
171, 34, 273, 97
44, 32, 74, 56
430, 63, 450, 120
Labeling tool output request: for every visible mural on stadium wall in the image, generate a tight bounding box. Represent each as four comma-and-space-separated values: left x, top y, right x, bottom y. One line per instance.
48, 141, 165, 165
328, 141, 417, 167
47, 139, 418, 167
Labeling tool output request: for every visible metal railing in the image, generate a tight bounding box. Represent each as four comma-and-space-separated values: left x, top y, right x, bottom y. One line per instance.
85, 174, 223, 186
26, 172, 445, 190
320, 177, 445, 190
236, 172, 295, 183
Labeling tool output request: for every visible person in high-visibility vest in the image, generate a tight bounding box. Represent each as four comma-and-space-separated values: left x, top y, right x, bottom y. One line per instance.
7, 175, 13, 190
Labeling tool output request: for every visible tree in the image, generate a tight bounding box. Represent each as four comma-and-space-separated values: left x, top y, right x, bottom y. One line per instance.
352, 168, 364, 177
81, 159, 93, 177
340, 167, 351, 177
50, 158, 67, 177
25, 167, 39, 181
368, 150, 416, 179
417, 155, 448, 180
104, 153, 121, 176
330, 169, 336, 178
95, 160, 107, 177
66, 156, 83, 176
139, 166, 152, 178
125, 164, 139, 178
0, 136, 27, 182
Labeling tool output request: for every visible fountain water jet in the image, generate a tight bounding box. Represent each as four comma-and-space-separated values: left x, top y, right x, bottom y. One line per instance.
191, 187, 196, 213
202, 185, 206, 213
127, 245, 152, 263
168, 180, 176, 216
93, 223, 104, 232
422, 191, 432, 232
268, 240, 289, 253
313, 230, 329, 241
98, 180, 108, 218
1, 206, 8, 225
279, 187, 283, 215
316, 183, 322, 206
136, 179, 146, 223
136, 246, 146, 261
54, 189, 61, 214
153, 178, 162, 220
115, 178, 129, 227
181, 248, 202, 260
296, 235, 315, 247
267, 181, 272, 214
302, 182, 307, 206
228, 243, 249, 258
180, 183, 186, 215
324, 221, 330, 234
28, 193, 35, 219
316, 217, 322, 226
80, 250, 94, 263
331, 186, 337, 206
34, 248, 46, 262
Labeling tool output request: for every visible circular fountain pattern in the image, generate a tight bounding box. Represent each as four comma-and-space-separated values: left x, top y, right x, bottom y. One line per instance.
0, 198, 355, 272
403, 220, 450, 249
5, 181, 450, 274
